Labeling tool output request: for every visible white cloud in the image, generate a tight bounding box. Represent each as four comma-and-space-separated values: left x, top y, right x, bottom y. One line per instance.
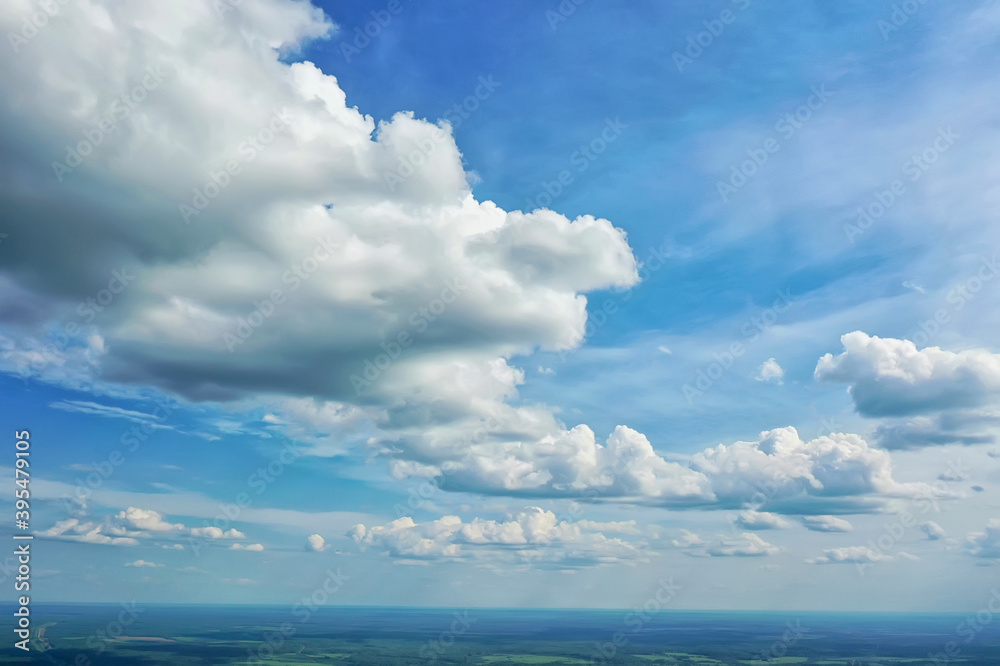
39, 518, 139, 547
350, 508, 648, 567
673, 531, 779, 557
801, 515, 853, 533
0, 0, 638, 428
966, 519, 1000, 558
920, 521, 947, 541
755, 358, 784, 384
306, 534, 329, 552
734, 511, 792, 530
807, 546, 893, 564
230, 543, 264, 551
816, 332, 1000, 417
125, 560, 163, 568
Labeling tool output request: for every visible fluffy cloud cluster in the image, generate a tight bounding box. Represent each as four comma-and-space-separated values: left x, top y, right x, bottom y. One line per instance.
965, 519, 1000, 558
0, 0, 637, 412
816, 332, 1000, 417
306, 534, 329, 552
801, 516, 853, 533
386, 423, 944, 514
349, 508, 647, 567
671, 530, 779, 557
807, 546, 893, 565
40, 507, 248, 547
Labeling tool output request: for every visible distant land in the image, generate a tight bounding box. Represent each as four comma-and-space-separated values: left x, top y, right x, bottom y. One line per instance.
2, 604, 999, 665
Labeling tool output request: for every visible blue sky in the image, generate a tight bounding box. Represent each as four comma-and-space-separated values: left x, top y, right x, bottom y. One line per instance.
1, 0, 1000, 611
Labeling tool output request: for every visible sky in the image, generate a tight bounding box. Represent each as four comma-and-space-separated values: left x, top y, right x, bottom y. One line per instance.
0, 0, 999, 612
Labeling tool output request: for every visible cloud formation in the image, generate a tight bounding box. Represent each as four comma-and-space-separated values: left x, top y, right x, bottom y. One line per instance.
349, 508, 648, 567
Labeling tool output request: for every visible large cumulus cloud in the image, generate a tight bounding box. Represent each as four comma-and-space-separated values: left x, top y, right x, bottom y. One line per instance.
0, 0, 638, 405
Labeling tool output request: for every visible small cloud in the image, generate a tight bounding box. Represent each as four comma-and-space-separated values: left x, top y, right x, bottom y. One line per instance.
938, 468, 968, 482
537, 366, 555, 376
671, 529, 703, 548
972, 485, 985, 493
161, 544, 184, 550
755, 358, 784, 384
898, 551, 920, 561
807, 546, 892, 565
734, 511, 791, 530
306, 534, 329, 552
802, 515, 853, 533
223, 578, 259, 586
230, 543, 264, 551
657, 346, 673, 355
920, 521, 947, 541
902, 281, 926, 294
125, 560, 163, 568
